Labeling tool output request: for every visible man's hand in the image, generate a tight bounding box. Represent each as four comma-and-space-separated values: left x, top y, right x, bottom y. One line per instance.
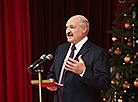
46, 78, 57, 91
64, 55, 86, 75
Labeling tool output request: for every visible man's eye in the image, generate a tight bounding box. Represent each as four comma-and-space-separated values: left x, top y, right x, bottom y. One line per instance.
70, 26, 75, 28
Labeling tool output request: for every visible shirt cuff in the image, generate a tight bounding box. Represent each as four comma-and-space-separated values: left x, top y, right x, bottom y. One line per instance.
79, 69, 86, 77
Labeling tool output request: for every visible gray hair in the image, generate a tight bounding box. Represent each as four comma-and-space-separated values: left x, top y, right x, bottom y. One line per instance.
77, 15, 90, 34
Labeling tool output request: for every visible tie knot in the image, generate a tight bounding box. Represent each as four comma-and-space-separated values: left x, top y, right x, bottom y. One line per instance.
71, 45, 76, 51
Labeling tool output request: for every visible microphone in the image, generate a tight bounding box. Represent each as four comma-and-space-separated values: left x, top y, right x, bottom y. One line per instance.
27, 54, 47, 69
33, 54, 53, 70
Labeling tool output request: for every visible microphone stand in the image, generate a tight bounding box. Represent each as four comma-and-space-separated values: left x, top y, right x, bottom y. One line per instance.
35, 66, 44, 102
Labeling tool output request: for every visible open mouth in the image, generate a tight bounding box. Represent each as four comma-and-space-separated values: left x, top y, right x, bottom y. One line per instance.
67, 33, 73, 37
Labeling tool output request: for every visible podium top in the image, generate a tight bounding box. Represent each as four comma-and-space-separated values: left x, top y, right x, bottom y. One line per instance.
31, 80, 63, 87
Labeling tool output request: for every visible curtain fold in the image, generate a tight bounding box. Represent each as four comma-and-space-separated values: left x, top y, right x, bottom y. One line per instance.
0, 0, 32, 102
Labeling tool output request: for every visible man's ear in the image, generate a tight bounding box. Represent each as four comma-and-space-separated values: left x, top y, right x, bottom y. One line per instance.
82, 26, 88, 34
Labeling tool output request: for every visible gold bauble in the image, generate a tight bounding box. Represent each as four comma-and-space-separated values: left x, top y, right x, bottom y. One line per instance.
103, 97, 106, 102
124, 13, 127, 17
124, 22, 131, 29
127, 41, 132, 46
114, 48, 122, 55
124, 37, 128, 40
123, 81, 131, 89
119, 0, 126, 3
130, 61, 133, 64
111, 80, 115, 84
112, 37, 117, 42
118, 97, 123, 102
109, 49, 112, 53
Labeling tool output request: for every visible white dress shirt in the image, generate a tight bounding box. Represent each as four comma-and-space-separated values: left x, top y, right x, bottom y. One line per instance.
58, 36, 88, 84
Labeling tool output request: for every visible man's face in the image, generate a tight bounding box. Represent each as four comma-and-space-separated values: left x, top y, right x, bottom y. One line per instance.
66, 17, 85, 44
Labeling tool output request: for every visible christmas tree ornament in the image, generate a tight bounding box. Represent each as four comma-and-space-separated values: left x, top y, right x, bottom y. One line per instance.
103, 97, 106, 102
131, 23, 135, 27
108, 49, 112, 53
112, 36, 117, 42
118, 98, 123, 102
132, 24, 136, 47
114, 92, 117, 101
131, 95, 135, 100
119, 0, 126, 4
134, 78, 138, 87
132, 11, 136, 19
110, 66, 116, 73
124, 90, 127, 93
124, 54, 131, 63
120, 75, 123, 79
127, 41, 132, 46
130, 61, 133, 64
123, 81, 131, 89
124, 13, 127, 17
118, 96, 123, 102
134, 55, 136, 58
114, 48, 122, 55
124, 37, 128, 40
136, 40, 138, 44
116, 73, 120, 79
111, 80, 115, 84
124, 22, 131, 29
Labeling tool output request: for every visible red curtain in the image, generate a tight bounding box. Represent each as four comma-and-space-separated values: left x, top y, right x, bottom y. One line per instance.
0, 0, 32, 102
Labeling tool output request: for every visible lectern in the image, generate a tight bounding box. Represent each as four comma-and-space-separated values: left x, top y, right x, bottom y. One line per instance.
31, 69, 43, 102
31, 69, 62, 102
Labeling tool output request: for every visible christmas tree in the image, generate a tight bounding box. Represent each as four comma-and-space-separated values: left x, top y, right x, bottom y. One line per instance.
102, 0, 138, 102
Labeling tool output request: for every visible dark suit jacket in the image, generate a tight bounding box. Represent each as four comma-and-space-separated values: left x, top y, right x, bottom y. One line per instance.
47, 40, 111, 102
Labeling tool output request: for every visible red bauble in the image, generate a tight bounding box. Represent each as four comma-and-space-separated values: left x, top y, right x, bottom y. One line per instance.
124, 55, 131, 63
134, 78, 138, 87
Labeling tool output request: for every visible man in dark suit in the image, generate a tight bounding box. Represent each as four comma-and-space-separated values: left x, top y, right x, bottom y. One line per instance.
46, 15, 111, 102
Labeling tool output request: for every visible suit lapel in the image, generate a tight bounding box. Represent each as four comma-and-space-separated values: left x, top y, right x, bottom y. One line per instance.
75, 40, 90, 60
65, 41, 90, 76
59, 44, 70, 63
57, 43, 70, 79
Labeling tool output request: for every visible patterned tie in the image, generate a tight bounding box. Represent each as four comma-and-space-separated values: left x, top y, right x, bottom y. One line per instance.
59, 44, 76, 102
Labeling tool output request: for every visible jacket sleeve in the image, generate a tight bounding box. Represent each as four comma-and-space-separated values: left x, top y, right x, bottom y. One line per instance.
80, 50, 111, 90
46, 47, 59, 81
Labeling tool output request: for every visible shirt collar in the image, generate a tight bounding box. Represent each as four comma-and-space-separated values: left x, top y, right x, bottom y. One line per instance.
71, 36, 88, 50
